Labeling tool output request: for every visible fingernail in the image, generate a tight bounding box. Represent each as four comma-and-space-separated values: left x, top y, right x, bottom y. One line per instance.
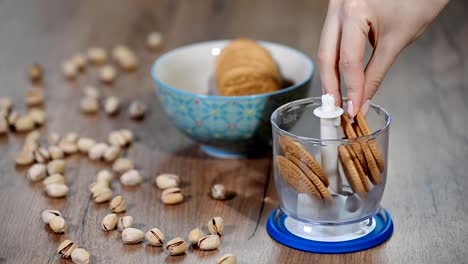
347, 100, 355, 118
361, 100, 371, 115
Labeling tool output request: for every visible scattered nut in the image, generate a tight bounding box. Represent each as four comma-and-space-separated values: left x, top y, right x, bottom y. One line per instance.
83, 85, 100, 99
71, 248, 91, 264
43, 174, 66, 186
99, 64, 117, 83
165, 237, 188, 256
64, 132, 79, 143
57, 239, 76, 258
8, 111, 19, 127
198, 234, 221, 251
103, 145, 121, 162
211, 184, 227, 200
89, 181, 110, 193
112, 45, 138, 71
77, 137, 96, 153
49, 215, 67, 233
80, 96, 99, 114
88, 143, 108, 160
118, 215, 134, 231
120, 169, 142, 186
188, 228, 205, 244
147, 32, 163, 49
155, 173, 180, 190
92, 187, 113, 203
14, 115, 35, 132
59, 141, 78, 155
28, 108, 46, 126
122, 227, 144, 244
110, 195, 127, 213
102, 213, 119, 231
0, 97, 13, 112
34, 147, 50, 163
27, 163, 47, 181
207, 216, 224, 236
25, 87, 44, 106
145, 228, 165, 246
161, 187, 184, 205
48, 132, 61, 145
23, 141, 39, 153
62, 60, 78, 80
112, 158, 134, 173
15, 151, 35, 166
45, 183, 69, 198
104, 96, 120, 116
96, 170, 113, 183
47, 159, 66, 175
87, 47, 107, 65
71, 53, 87, 72
29, 63, 43, 83
128, 100, 147, 120
41, 209, 61, 224
48, 145, 65, 160
119, 129, 134, 143
108, 130, 127, 147
217, 254, 237, 264
25, 130, 41, 142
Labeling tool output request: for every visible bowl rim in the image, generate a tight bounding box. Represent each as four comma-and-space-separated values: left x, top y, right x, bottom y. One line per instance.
151, 40, 314, 100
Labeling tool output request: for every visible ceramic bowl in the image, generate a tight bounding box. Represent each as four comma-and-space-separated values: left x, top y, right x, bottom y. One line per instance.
151, 40, 314, 158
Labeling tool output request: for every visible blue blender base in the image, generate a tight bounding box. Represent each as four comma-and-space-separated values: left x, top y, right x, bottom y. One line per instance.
266, 208, 394, 254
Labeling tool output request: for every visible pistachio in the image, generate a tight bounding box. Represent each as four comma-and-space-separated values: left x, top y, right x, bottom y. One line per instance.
112, 45, 138, 71
64, 132, 78, 143
96, 170, 113, 183
118, 216, 134, 231
104, 96, 120, 116
0, 116, 8, 135
108, 131, 127, 147
155, 173, 180, 189
101, 213, 118, 231
120, 169, 142, 186
110, 195, 127, 213
198, 235, 221, 251
161, 187, 183, 205
83, 85, 100, 99
27, 163, 47, 181
77, 137, 96, 153
28, 108, 46, 126
25, 130, 41, 143
62, 60, 78, 80
207, 217, 224, 236
122, 227, 144, 244
112, 158, 134, 173
43, 174, 65, 186
59, 141, 78, 155
211, 184, 228, 200
25, 87, 44, 106
41, 209, 61, 224
80, 96, 99, 114
45, 183, 69, 198
48, 132, 61, 145
99, 64, 117, 83
0, 97, 13, 112
119, 129, 134, 143
14, 115, 35, 132
128, 100, 147, 120
89, 181, 110, 193
147, 32, 163, 49
48, 145, 65, 160
188, 228, 205, 244
15, 151, 35, 166
8, 111, 19, 127
145, 228, 165, 246
92, 187, 113, 203
71, 248, 91, 264
23, 140, 39, 152
88, 143, 108, 160
71, 54, 87, 72
103, 145, 121, 162
57, 239, 76, 258
87, 47, 107, 65
165, 237, 188, 256
217, 254, 237, 264
29, 63, 43, 83
34, 147, 50, 163
47, 159, 66, 175
49, 215, 67, 233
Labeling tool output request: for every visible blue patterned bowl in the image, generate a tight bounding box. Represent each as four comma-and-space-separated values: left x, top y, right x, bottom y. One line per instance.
151, 40, 314, 158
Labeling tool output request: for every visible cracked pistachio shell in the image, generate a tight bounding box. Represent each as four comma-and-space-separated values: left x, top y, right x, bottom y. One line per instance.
27, 163, 47, 181
92, 187, 112, 203
112, 158, 134, 173
161, 187, 183, 205
121, 227, 144, 244
165, 237, 188, 256
207, 217, 224, 236
118, 216, 134, 231
43, 174, 65, 186
57, 239, 76, 258
101, 213, 118, 231
48, 145, 64, 160
15, 151, 35, 165
217, 254, 237, 264
145, 228, 165, 246
188, 228, 205, 244
47, 159, 66, 175
198, 234, 220, 251
110, 195, 127, 213
49, 215, 66, 233
71, 248, 91, 264
45, 183, 69, 198
77, 137, 96, 153
120, 169, 142, 186
41, 209, 61, 224
155, 173, 180, 190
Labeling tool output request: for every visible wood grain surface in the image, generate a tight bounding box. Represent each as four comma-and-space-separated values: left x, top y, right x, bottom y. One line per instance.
0, 0, 467, 263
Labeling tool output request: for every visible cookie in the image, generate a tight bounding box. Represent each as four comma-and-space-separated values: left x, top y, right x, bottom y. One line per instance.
285, 153, 332, 201
346, 145, 370, 192
278, 136, 329, 186
354, 112, 385, 172
340, 115, 368, 172
338, 145, 366, 194
354, 124, 382, 185
276, 156, 322, 200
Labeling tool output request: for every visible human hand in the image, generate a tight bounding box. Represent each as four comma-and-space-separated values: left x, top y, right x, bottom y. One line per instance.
317, 0, 448, 117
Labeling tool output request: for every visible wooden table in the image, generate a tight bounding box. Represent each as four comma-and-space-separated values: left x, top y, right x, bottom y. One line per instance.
0, 1, 467, 263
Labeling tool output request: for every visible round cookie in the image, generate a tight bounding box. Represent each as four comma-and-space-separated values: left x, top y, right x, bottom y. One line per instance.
354, 112, 385, 172
276, 155, 322, 200
346, 145, 371, 192
354, 125, 382, 185
341, 115, 368, 172
338, 145, 366, 194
